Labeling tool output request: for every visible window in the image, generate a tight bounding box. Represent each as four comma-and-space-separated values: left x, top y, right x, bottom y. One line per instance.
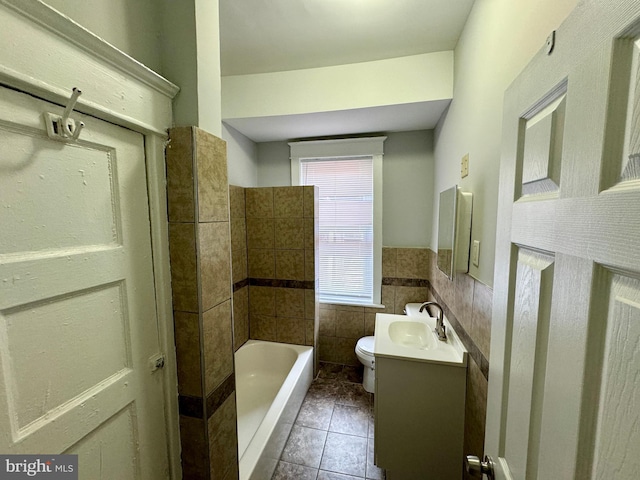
290, 137, 385, 306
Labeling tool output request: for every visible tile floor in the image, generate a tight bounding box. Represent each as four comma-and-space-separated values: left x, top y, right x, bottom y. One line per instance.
272, 363, 385, 480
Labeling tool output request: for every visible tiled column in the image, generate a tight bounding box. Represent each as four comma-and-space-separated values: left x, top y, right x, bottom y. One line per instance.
166, 127, 238, 480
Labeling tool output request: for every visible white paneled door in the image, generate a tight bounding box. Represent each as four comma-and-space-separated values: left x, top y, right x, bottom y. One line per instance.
0, 86, 169, 478
486, 1, 640, 479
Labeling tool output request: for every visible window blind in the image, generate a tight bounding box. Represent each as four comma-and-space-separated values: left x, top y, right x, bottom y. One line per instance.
300, 156, 374, 304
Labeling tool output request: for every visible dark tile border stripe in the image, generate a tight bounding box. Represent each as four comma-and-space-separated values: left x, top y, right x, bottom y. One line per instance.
249, 278, 314, 289
206, 373, 235, 419
179, 394, 203, 419
427, 283, 490, 381
382, 277, 429, 287
233, 278, 250, 292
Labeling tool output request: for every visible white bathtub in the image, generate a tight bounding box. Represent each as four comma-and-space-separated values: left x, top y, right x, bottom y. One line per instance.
235, 340, 314, 480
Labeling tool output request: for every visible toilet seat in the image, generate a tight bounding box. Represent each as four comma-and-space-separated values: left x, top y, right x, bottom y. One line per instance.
356, 336, 375, 357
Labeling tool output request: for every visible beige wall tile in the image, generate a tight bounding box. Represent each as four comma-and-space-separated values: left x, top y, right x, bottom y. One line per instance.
230, 217, 247, 253
179, 416, 208, 479
203, 300, 233, 396
275, 250, 305, 280
303, 217, 314, 250
472, 281, 493, 360
364, 313, 376, 336
380, 285, 396, 314
304, 289, 316, 320
246, 217, 275, 249
304, 249, 315, 282
275, 217, 304, 249
303, 186, 315, 218
199, 222, 231, 311
231, 248, 247, 285
396, 248, 429, 279
233, 287, 249, 351
248, 249, 275, 278
394, 286, 429, 314
319, 308, 336, 336
229, 185, 246, 219
305, 319, 315, 346
275, 287, 305, 318
174, 311, 202, 397
382, 247, 397, 278
249, 286, 275, 317
168, 223, 198, 313
335, 309, 365, 338
319, 336, 338, 363
454, 273, 475, 335
208, 394, 239, 480
195, 128, 228, 222
464, 359, 488, 471
250, 314, 277, 341
246, 187, 273, 218
335, 337, 359, 366
166, 127, 194, 223
334, 305, 364, 313
277, 317, 305, 344
274, 186, 303, 217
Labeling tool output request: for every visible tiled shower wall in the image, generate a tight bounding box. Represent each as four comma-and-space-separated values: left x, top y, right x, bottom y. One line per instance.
317, 246, 492, 477
229, 186, 320, 367
166, 127, 238, 480
229, 185, 249, 352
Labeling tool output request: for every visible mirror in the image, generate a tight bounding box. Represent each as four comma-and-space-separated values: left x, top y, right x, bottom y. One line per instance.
437, 186, 473, 279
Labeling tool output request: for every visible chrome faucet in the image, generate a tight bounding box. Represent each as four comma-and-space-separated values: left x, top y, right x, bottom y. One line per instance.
419, 301, 447, 341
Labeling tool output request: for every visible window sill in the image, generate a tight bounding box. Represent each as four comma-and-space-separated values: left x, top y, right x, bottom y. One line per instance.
319, 300, 386, 309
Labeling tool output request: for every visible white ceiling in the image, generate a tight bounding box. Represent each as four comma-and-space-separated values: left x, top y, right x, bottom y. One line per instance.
219, 0, 475, 142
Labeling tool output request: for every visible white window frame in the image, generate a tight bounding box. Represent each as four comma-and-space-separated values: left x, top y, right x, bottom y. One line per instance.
290, 137, 386, 306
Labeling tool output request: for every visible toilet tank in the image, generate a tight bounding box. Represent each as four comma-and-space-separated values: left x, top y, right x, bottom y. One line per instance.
403, 302, 431, 317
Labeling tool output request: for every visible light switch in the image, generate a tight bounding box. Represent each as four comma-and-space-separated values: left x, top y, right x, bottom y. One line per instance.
472, 240, 480, 267
461, 154, 469, 178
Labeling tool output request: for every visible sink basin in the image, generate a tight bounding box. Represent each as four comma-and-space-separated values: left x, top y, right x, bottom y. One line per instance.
374, 313, 467, 366
388, 321, 436, 350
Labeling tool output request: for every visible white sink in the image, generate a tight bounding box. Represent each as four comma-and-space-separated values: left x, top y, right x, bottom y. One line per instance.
374, 313, 467, 366
388, 321, 436, 350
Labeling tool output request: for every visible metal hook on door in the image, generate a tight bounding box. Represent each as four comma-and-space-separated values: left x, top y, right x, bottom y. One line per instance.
43, 87, 85, 142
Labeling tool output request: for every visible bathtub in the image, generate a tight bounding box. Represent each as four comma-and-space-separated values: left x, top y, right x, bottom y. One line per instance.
235, 340, 314, 480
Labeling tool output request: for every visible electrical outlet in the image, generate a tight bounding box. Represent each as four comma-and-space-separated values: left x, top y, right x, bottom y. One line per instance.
461, 154, 469, 178
472, 240, 480, 267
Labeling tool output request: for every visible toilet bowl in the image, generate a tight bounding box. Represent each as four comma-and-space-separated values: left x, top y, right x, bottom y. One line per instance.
355, 336, 375, 393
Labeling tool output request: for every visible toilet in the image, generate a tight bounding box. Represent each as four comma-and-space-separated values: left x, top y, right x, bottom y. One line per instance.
355, 336, 375, 393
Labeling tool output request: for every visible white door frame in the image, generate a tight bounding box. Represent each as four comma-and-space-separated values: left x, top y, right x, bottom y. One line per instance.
0, 1, 181, 478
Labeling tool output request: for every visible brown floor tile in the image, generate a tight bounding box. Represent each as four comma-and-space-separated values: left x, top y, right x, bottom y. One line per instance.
320, 432, 367, 477
329, 404, 369, 437
281, 425, 327, 468
272, 461, 318, 480
317, 471, 362, 480
337, 383, 372, 410
296, 397, 334, 430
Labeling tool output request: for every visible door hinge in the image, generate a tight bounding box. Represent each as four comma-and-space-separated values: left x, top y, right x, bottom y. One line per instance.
150, 353, 166, 372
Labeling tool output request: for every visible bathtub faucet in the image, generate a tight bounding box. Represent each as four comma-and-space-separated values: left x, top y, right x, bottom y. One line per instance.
418, 301, 447, 341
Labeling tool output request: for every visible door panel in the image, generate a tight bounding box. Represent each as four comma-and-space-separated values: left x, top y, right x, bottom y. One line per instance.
488, 2, 640, 479
0, 86, 168, 478
503, 250, 554, 480
591, 273, 640, 478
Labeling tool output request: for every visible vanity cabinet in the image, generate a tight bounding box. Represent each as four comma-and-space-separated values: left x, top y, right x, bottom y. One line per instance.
374, 356, 467, 480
